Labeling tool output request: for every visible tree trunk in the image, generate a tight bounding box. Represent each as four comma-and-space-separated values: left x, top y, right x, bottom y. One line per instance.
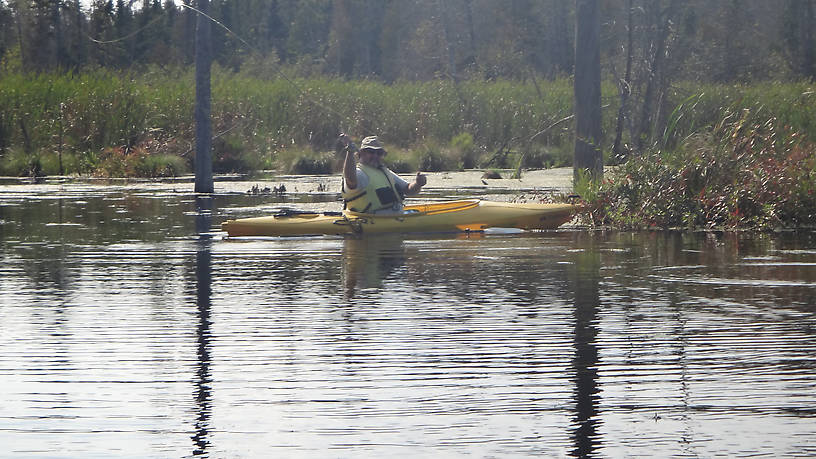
73, 0, 84, 69
806, 0, 816, 81
437, 0, 457, 83
15, 5, 27, 72
550, 0, 572, 78
612, 0, 634, 160
635, 0, 676, 153
574, 0, 603, 182
464, 0, 477, 66
194, 0, 213, 194
52, 0, 63, 69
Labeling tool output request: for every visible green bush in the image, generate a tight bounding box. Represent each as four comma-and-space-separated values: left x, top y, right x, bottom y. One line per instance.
289, 153, 335, 175
415, 144, 456, 172
273, 147, 337, 175
384, 158, 414, 174
449, 132, 480, 169
0, 148, 31, 176
520, 148, 563, 169
136, 154, 189, 177
580, 109, 816, 230
213, 135, 251, 173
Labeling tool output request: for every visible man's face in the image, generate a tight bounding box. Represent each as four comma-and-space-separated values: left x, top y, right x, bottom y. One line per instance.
359, 148, 385, 167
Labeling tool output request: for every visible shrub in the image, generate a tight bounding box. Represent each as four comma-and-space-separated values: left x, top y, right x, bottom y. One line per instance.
136, 154, 189, 177
580, 109, 816, 230
213, 135, 251, 173
520, 148, 564, 169
0, 148, 32, 176
272, 147, 337, 174
290, 154, 335, 174
96, 146, 189, 178
416, 145, 453, 172
449, 132, 480, 169
384, 158, 414, 174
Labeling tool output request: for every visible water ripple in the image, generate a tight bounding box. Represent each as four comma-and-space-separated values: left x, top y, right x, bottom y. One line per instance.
2, 195, 815, 457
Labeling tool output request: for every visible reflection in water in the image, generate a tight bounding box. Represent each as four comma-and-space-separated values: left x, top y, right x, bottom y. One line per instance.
2, 185, 816, 458
192, 196, 213, 456
570, 235, 602, 458
341, 234, 407, 298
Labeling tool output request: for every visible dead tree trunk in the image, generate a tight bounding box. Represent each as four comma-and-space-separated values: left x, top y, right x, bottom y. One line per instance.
194, 0, 213, 194
612, 0, 634, 160
574, 0, 603, 182
635, 0, 677, 153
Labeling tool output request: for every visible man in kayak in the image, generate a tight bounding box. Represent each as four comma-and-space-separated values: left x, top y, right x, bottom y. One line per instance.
339, 134, 427, 214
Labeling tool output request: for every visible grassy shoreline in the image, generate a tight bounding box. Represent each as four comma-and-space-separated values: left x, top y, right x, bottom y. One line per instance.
1, 69, 814, 230
0, 69, 589, 177
1, 69, 813, 174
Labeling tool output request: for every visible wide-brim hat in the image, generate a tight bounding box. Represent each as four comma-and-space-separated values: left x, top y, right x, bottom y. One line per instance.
360, 136, 385, 151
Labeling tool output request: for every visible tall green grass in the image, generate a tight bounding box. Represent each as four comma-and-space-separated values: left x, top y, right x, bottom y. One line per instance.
0, 67, 813, 178
660, 82, 816, 150
0, 68, 601, 176
0, 68, 192, 176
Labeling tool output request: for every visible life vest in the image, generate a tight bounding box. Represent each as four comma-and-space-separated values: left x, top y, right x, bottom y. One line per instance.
343, 163, 404, 213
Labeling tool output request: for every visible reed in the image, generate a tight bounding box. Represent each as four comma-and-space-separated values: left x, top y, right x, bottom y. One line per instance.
661, 81, 816, 148
579, 108, 816, 230
0, 68, 813, 180
0, 69, 192, 176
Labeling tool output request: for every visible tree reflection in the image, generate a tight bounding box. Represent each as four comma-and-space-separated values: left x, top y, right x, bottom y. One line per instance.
10, 197, 74, 293
569, 235, 602, 458
191, 196, 213, 456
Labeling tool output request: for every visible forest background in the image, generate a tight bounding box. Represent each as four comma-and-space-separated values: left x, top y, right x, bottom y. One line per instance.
0, 0, 815, 228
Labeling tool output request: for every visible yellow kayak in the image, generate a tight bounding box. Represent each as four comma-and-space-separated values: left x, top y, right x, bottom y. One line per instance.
221, 199, 576, 237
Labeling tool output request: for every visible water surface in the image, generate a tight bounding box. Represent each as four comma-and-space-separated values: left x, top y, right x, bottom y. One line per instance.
1, 181, 815, 458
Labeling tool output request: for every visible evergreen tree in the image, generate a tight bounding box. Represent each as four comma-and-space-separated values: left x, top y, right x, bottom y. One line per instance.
0, 1, 18, 65
0, 0, 814, 87
283, 0, 331, 66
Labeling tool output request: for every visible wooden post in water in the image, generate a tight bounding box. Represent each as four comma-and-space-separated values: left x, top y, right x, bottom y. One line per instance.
194, 0, 213, 194
573, 0, 603, 183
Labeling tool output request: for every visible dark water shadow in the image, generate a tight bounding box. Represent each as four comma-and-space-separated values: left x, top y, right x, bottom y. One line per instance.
192, 196, 214, 456
569, 234, 602, 457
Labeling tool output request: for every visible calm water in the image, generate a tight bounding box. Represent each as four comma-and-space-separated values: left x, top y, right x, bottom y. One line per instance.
1, 181, 815, 458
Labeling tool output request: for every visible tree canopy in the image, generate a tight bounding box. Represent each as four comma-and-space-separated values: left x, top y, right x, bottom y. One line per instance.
1, 0, 813, 83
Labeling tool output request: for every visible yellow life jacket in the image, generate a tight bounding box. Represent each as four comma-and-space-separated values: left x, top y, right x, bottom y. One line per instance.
343, 163, 404, 213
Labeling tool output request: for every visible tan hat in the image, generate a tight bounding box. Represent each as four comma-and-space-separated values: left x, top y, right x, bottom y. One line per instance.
360, 136, 385, 151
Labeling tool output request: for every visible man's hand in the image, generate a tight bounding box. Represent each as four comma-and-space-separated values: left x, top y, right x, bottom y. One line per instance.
341, 133, 358, 190
407, 172, 427, 195
339, 133, 357, 152
415, 172, 427, 188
